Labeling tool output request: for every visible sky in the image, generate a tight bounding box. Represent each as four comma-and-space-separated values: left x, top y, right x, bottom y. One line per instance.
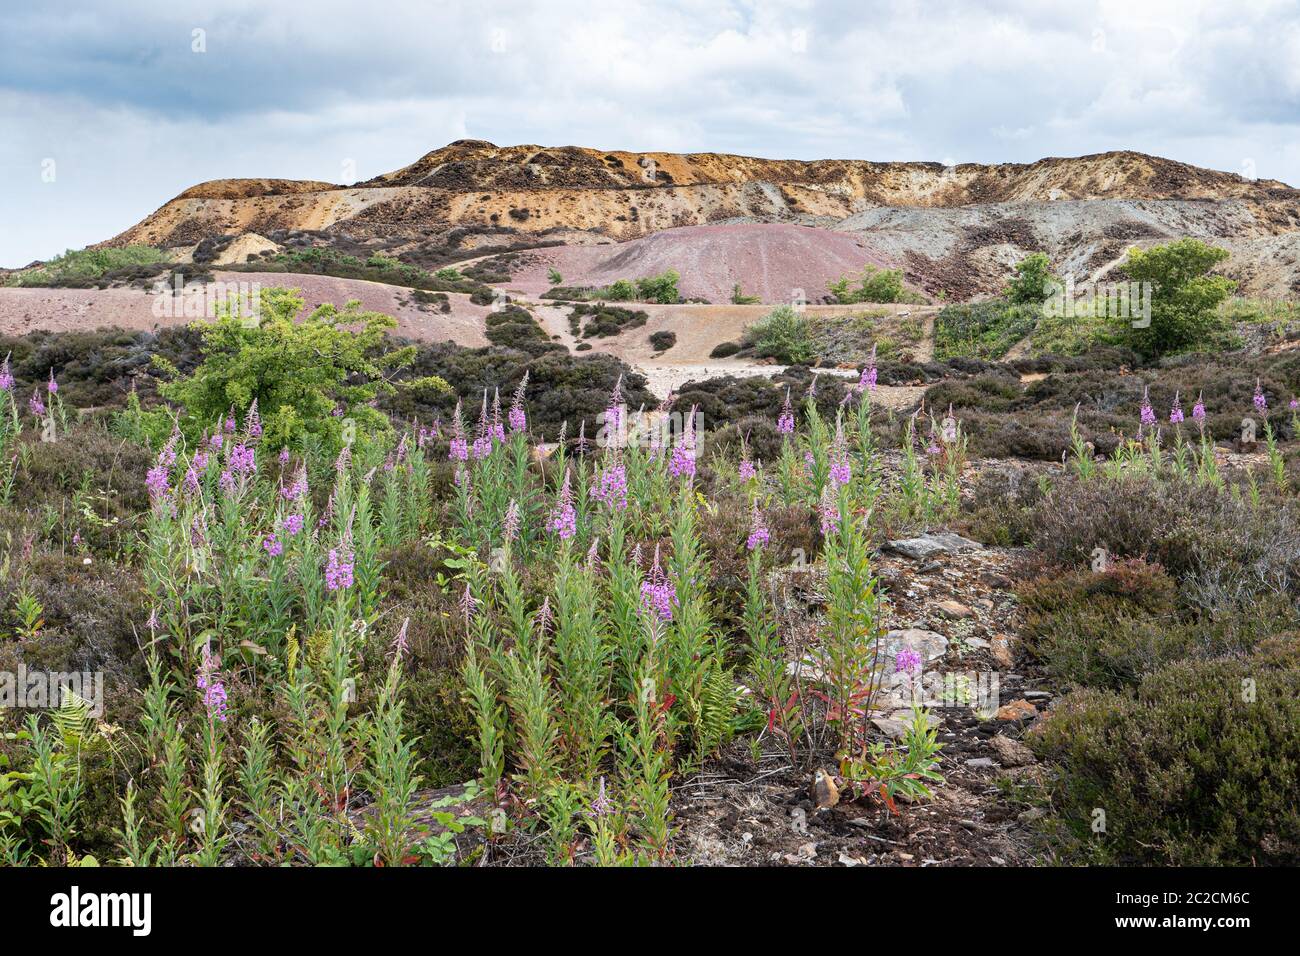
2, 0, 1299, 266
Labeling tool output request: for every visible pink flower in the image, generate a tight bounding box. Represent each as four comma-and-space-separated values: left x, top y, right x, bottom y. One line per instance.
46, 369, 58, 394
0, 355, 13, 392
745, 502, 769, 551
1254, 378, 1267, 413
639, 546, 677, 621
777, 388, 795, 435
282, 513, 305, 536
27, 390, 45, 417
263, 534, 283, 557
895, 647, 923, 676
548, 468, 577, 539
325, 548, 354, 591
1169, 391, 1184, 425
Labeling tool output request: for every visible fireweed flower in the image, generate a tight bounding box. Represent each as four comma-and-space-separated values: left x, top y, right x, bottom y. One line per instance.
738, 457, 757, 481
895, 647, 923, 676
589, 776, 613, 818
1192, 392, 1206, 426
1254, 378, 1267, 412
389, 617, 411, 661
472, 391, 492, 459
196, 643, 228, 723
491, 388, 506, 444
593, 460, 629, 511
458, 583, 478, 629
28, 390, 45, 417
0, 355, 13, 392
503, 499, 521, 542
207, 431, 223, 452
282, 513, 305, 536
1169, 391, 1184, 425
829, 421, 851, 485
745, 501, 770, 551
145, 464, 170, 500
218, 470, 236, 493
46, 369, 58, 394
548, 468, 577, 539
325, 548, 355, 591
668, 407, 698, 479
777, 388, 795, 435
182, 467, 201, 495
639, 546, 677, 621
1291, 396, 1299, 411
245, 399, 262, 438
818, 485, 840, 536
605, 375, 625, 434
224, 410, 236, 433
278, 446, 290, 466
1139, 386, 1156, 428
857, 344, 878, 394
229, 443, 256, 475
263, 534, 283, 557
508, 372, 529, 433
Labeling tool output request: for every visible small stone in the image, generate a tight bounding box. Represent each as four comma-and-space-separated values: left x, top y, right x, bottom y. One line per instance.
990, 635, 1014, 668
989, 734, 1035, 768
882, 628, 949, 663
995, 699, 1038, 722
965, 757, 997, 769
884, 532, 983, 561
936, 599, 974, 620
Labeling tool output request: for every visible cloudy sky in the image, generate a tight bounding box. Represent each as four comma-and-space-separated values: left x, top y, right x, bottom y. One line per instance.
2, 0, 1298, 266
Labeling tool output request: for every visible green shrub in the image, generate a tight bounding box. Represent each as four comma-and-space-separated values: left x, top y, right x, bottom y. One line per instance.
1030, 640, 1300, 864
742, 306, 815, 365
1117, 239, 1236, 359
1005, 253, 1055, 304
635, 269, 680, 304
157, 287, 426, 455
829, 266, 914, 304
933, 300, 1038, 360
7, 246, 170, 287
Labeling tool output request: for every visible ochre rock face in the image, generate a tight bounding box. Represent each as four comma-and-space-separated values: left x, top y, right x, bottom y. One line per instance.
100, 141, 1300, 301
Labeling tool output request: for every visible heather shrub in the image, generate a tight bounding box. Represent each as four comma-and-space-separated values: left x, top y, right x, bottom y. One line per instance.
1029, 474, 1300, 610
709, 340, 741, 359
742, 306, 815, 365
1030, 641, 1300, 864
648, 330, 676, 352
933, 300, 1038, 360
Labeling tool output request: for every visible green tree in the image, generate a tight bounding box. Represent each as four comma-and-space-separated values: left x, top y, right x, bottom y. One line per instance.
743, 305, 815, 365
829, 265, 906, 304
635, 269, 680, 304
1120, 239, 1235, 358
156, 287, 433, 454
1006, 253, 1055, 304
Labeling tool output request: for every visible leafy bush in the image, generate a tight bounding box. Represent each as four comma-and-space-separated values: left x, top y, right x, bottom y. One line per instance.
742, 306, 815, 365
157, 287, 426, 454
1030, 641, 1300, 864
829, 266, 915, 304
709, 341, 741, 359
6, 246, 170, 287
635, 269, 680, 304
933, 300, 1038, 360
1005, 253, 1055, 304
1117, 239, 1236, 359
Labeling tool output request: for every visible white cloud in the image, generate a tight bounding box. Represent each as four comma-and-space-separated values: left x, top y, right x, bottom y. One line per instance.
1, 0, 1297, 265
